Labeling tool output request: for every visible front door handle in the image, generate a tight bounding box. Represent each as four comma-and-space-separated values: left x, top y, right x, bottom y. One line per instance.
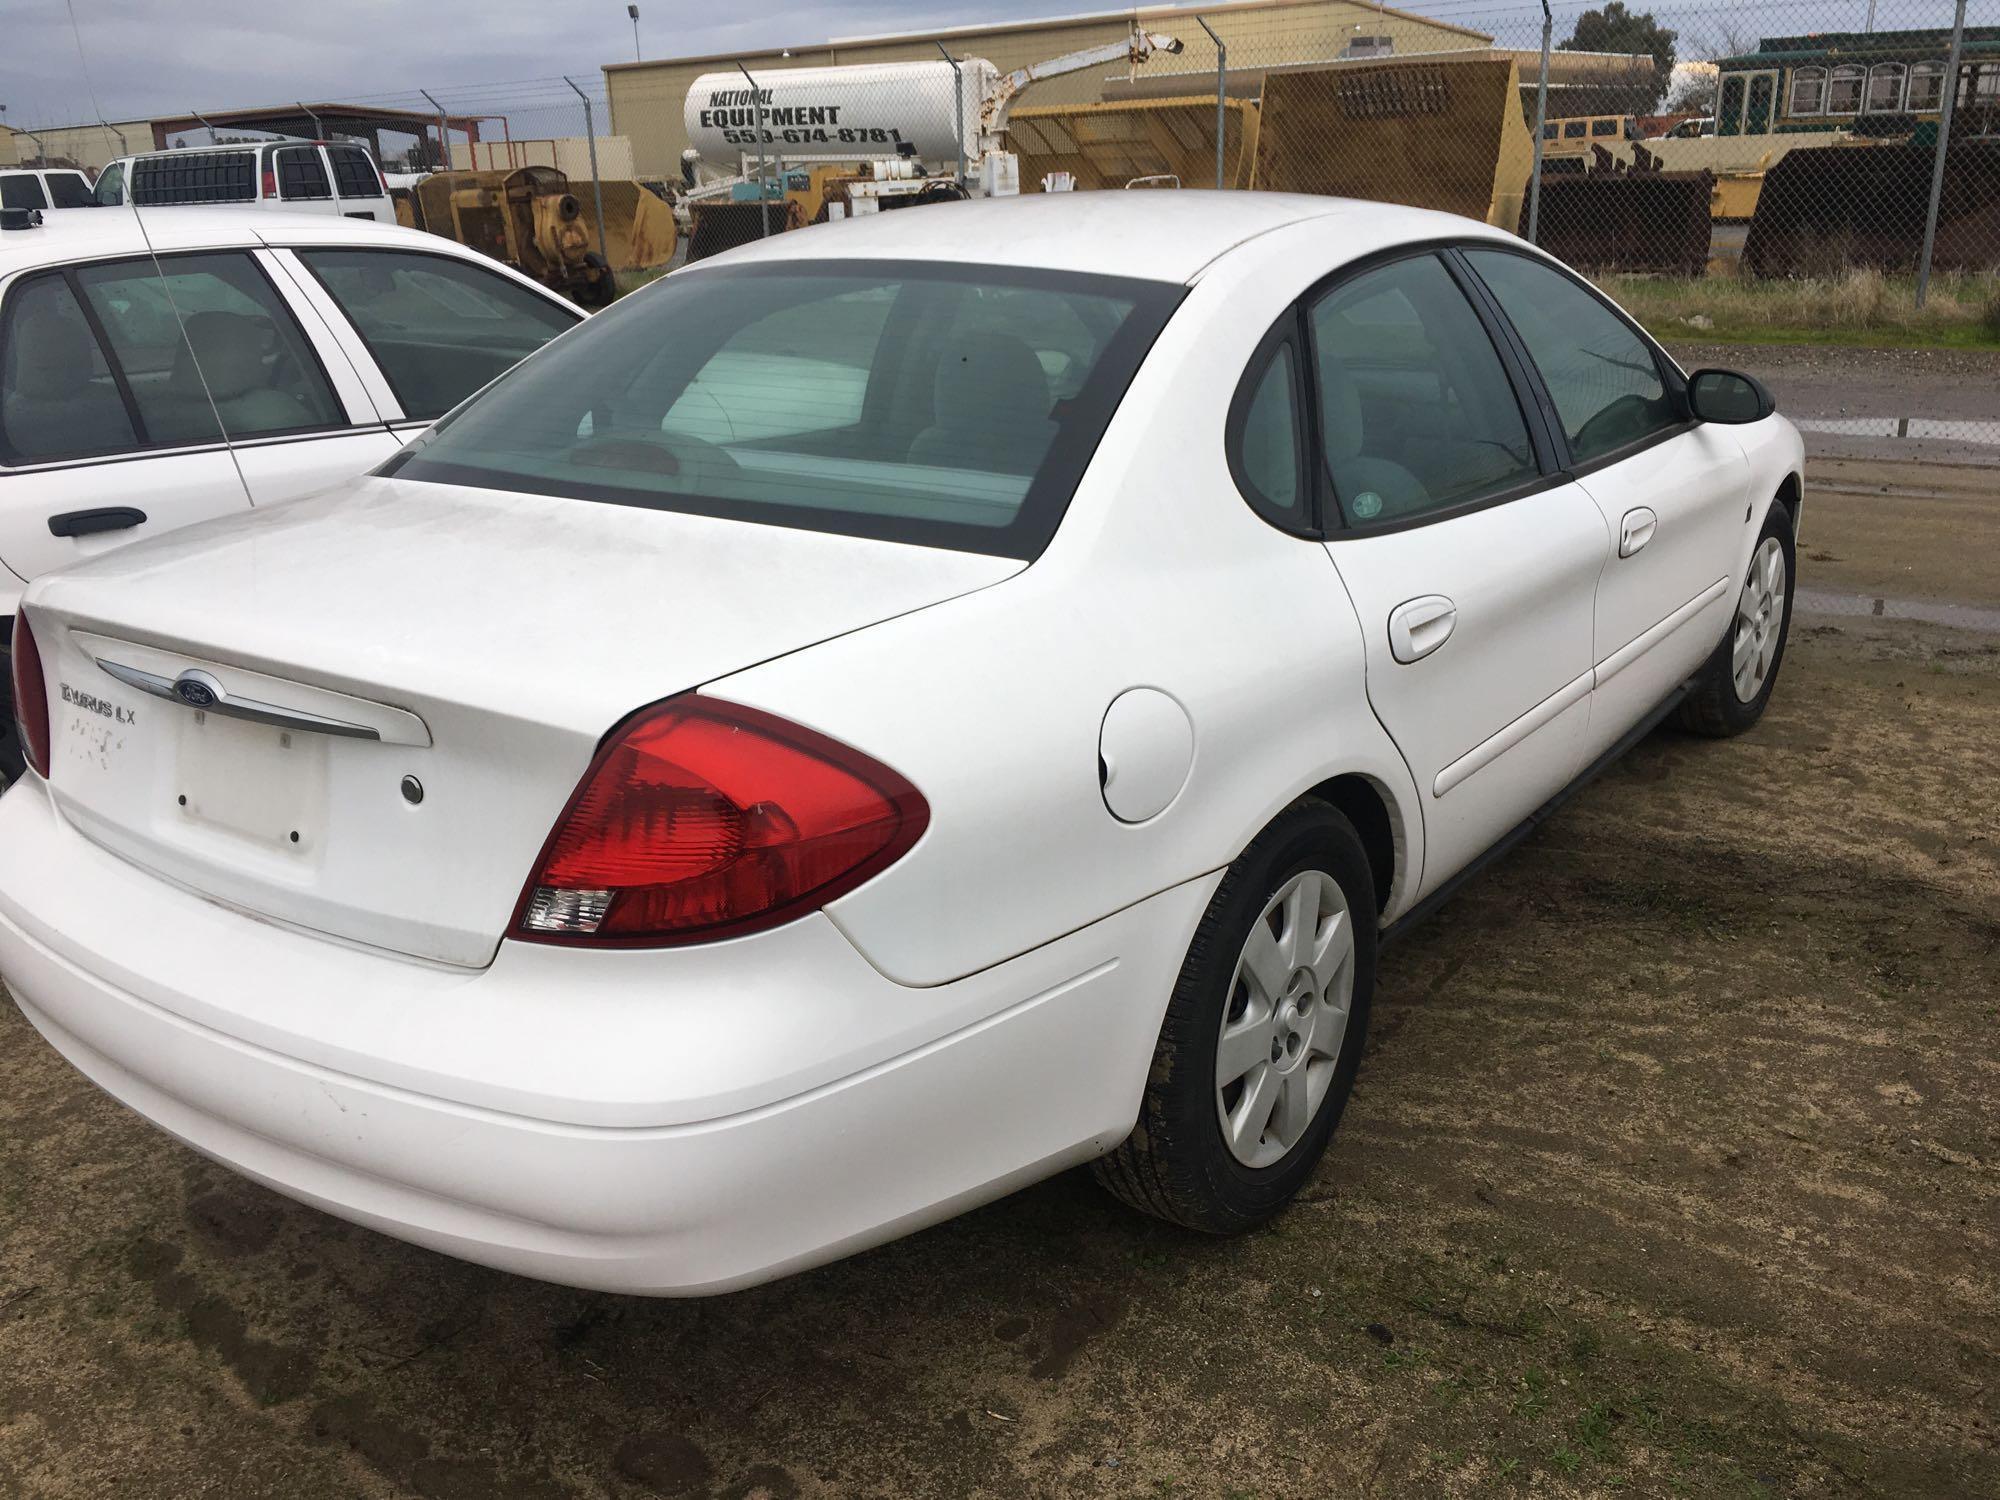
1388, 594, 1457, 664
1619, 506, 1658, 558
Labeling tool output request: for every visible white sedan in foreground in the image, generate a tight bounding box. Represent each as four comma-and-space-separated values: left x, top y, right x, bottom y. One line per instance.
0, 194, 1801, 1294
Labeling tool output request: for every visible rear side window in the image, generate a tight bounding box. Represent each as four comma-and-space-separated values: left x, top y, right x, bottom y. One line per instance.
1228, 336, 1307, 530
1309, 254, 1539, 525
1, 176, 49, 211
131, 151, 256, 205
383, 261, 1182, 559
275, 146, 331, 201
328, 146, 383, 198
0, 275, 137, 462
1591, 118, 1620, 137
298, 248, 579, 420
1463, 249, 1678, 467
72, 253, 344, 446
1563, 120, 1587, 138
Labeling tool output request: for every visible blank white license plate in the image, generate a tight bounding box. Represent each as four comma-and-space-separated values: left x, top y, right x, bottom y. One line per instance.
176, 709, 328, 854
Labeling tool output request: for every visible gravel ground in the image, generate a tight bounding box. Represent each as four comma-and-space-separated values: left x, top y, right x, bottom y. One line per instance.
1, 479, 1996, 1499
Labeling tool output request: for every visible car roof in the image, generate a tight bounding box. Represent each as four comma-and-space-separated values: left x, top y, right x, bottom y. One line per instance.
691, 191, 1508, 285
0, 207, 459, 276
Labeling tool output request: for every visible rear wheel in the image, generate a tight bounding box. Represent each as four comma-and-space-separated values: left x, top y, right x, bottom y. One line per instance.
1094, 798, 1376, 1234
1674, 505, 1795, 738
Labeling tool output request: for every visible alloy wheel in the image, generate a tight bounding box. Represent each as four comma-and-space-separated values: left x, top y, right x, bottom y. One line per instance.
1732, 535, 1787, 703
1214, 869, 1355, 1169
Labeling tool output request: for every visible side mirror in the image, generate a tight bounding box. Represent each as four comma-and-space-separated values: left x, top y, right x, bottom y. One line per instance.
1687, 368, 1775, 424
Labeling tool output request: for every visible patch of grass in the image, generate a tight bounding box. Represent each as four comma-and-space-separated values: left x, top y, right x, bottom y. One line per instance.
611, 264, 672, 299
1597, 267, 2000, 350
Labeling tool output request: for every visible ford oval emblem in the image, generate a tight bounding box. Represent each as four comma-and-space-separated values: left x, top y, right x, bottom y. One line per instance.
174, 677, 218, 709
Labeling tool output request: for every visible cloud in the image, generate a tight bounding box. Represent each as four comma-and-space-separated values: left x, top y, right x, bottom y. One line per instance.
0, 0, 1034, 128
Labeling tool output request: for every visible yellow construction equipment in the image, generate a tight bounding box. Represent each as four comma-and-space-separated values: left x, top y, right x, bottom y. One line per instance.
394, 166, 676, 305
1008, 96, 1260, 190
1254, 58, 1535, 229
1010, 59, 1534, 227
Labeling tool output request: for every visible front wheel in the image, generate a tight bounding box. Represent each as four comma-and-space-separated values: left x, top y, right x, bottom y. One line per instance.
1674, 505, 1795, 738
1094, 798, 1377, 1234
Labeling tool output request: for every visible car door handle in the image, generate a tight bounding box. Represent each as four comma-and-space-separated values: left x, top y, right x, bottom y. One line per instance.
1388, 594, 1457, 664
1619, 506, 1658, 558
48, 507, 147, 538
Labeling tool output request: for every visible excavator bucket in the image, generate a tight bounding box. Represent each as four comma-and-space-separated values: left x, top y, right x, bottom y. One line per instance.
1744, 140, 2000, 277
573, 179, 679, 272
409, 167, 677, 296
1255, 58, 1533, 228
1007, 96, 1260, 190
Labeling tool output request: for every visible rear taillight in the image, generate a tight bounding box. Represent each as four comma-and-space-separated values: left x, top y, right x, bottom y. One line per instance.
514, 696, 928, 947
261, 168, 277, 198
10, 611, 51, 781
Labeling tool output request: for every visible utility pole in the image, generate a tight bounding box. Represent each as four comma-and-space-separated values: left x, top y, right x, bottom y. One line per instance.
1916, 0, 1969, 307
1196, 14, 1226, 189
738, 61, 770, 239
628, 4, 641, 63
565, 76, 612, 274
1526, 0, 1552, 244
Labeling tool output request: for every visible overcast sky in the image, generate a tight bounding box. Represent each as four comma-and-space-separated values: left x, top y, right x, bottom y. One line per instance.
0, 0, 1940, 129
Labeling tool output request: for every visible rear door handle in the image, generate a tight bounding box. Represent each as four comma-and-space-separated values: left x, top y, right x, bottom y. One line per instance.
1619, 506, 1658, 558
1388, 594, 1457, 664
49, 507, 147, 538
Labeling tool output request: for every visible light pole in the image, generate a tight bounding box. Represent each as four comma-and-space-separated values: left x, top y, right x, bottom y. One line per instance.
628, 4, 641, 63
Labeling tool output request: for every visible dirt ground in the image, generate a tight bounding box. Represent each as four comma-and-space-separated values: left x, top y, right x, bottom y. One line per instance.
2, 475, 1996, 1499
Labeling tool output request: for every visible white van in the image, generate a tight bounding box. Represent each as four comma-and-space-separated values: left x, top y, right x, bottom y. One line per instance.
0, 169, 98, 214
94, 141, 393, 223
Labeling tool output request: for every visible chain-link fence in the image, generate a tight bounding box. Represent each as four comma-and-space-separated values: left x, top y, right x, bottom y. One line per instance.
10, 0, 1995, 459
587, 0, 1999, 459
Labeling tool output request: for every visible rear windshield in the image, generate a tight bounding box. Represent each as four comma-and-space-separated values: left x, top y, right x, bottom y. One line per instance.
382, 259, 1182, 558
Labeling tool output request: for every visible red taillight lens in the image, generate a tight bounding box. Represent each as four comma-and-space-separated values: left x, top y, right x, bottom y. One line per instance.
261, 168, 277, 198
10, 611, 51, 781
514, 697, 928, 946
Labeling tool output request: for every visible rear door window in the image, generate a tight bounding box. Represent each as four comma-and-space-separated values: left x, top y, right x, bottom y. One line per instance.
1, 176, 49, 211
275, 146, 332, 201
297, 248, 580, 419
0, 274, 138, 462
46, 173, 95, 208
73, 253, 345, 445
1308, 253, 1540, 525
327, 146, 383, 199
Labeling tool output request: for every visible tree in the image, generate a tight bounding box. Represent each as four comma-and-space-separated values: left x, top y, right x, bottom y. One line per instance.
1561, 2, 1679, 111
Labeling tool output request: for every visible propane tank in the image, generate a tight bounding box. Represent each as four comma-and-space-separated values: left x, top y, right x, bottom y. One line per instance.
683, 58, 999, 168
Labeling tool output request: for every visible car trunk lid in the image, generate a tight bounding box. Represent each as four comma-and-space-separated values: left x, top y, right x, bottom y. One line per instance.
27, 474, 1017, 967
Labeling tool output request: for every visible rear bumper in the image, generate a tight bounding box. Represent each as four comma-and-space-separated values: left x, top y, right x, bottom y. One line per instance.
0, 780, 1212, 1294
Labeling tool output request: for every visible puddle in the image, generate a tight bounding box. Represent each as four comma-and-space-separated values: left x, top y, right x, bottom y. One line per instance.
1794, 586, 2000, 634
1795, 417, 2000, 447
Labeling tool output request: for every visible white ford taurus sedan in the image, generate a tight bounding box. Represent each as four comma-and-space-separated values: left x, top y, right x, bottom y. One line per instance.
0, 193, 1801, 1294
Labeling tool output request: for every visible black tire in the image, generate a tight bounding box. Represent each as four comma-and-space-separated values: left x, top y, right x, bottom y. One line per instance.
1673, 503, 1796, 738
1094, 797, 1377, 1234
